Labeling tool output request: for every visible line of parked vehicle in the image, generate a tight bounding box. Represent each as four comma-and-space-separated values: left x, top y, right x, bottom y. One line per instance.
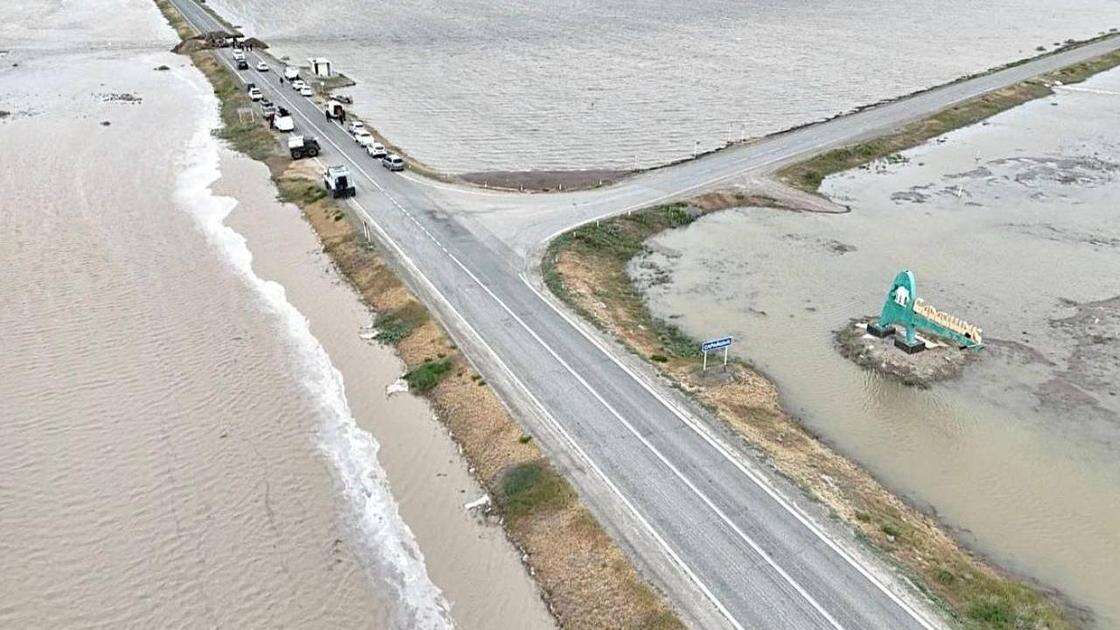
234, 47, 409, 176
228, 48, 409, 201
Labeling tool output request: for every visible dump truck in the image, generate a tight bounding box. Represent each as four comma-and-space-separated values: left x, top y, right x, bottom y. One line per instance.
323, 165, 356, 198
288, 135, 320, 159
324, 99, 345, 122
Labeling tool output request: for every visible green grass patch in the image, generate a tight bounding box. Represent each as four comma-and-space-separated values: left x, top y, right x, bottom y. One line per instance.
542, 199, 1083, 629
542, 203, 703, 360
403, 358, 452, 393
967, 597, 1013, 626
277, 177, 326, 205
880, 522, 902, 538
499, 461, 576, 525
373, 301, 429, 345
186, 52, 279, 161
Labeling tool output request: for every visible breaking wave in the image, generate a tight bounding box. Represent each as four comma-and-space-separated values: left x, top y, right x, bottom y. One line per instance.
172, 72, 453, 629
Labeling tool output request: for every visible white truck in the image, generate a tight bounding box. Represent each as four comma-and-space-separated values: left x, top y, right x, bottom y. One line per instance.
283, 66, 300, 81
270, 106, 294, 132
323, 165, 356, 199
324, 99, 345, 122
288, 135, 320, 159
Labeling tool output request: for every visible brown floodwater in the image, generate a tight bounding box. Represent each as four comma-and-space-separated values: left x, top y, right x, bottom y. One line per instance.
218, 153, 553, 630
632, 69, 1120, 625
0, 1, 552, 628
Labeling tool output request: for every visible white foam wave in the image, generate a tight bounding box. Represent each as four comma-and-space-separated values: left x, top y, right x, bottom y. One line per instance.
172, 72, 453, 629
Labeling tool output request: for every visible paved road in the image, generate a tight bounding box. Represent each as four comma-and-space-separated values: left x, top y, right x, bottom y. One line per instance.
168, 2, 1120, 626
408, 34, 1120, 259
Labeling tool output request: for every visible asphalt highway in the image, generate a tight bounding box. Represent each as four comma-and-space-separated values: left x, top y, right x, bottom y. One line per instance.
166, 1, 1120, 626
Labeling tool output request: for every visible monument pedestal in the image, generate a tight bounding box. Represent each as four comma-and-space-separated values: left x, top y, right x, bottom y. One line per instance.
894, 336, 926, 354
867, 321, 894, 338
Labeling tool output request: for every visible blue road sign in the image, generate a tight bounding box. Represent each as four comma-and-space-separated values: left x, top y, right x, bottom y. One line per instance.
700, 336, 733, 353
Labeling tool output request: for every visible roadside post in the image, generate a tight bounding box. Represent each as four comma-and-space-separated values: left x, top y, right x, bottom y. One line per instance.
700, 336, 733, 371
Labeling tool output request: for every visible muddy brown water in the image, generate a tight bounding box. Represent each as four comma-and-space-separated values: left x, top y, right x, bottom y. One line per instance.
0, 1, 552, 628
633, 69, 1120, 625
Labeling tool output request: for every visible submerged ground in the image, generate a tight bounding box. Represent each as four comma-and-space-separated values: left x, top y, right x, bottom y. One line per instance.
632, 67, 1120, 624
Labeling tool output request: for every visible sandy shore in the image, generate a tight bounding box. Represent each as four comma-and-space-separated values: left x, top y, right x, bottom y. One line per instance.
0, 1, 555, 626
216, 149, 555, 630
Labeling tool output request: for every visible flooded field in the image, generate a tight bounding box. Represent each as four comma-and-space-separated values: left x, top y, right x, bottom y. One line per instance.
631, 69, 1120, 624
0, 1, 551, 628
203, 0, 1120, 174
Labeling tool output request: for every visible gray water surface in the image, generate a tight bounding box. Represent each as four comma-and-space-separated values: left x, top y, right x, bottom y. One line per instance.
206, 0, 1120, 173
632, 68, 1120, 624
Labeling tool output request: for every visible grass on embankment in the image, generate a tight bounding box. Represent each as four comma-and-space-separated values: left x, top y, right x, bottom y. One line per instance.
154, 0, 195, 39
779, 47, 1120, 193
543, 204, 1083, 629
152, 1, 684, 626
297, 183, 684, 629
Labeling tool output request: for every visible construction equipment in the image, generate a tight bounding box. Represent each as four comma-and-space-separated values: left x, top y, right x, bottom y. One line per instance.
323, 165, 356, 199
325, 99, 345, 122
288, 135, 320, 159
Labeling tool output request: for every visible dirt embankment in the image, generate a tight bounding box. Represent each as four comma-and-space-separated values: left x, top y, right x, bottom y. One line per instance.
278, 161, 681, 630
542, 203, 1088, 629
459, 169, 630, 192
836, 319, 979, 388
153, 1, 682, 626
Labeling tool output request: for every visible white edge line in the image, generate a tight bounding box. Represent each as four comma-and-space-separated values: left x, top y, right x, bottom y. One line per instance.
282, 101, 846, 629
186, 5, 932, 625
518, 274, 940, 629
179, 22, 748, 628
347, 193, 747, 630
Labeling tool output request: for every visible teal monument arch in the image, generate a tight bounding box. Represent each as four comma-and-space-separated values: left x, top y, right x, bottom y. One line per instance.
867, 270, 984, 353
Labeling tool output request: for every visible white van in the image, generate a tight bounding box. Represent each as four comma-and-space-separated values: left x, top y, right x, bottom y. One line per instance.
283, 66, 300, 80
274, 114, 294, 132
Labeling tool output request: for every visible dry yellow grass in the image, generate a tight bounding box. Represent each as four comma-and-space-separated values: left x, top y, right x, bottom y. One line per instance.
290, 164, 683, 629
545, 206, 1085, 629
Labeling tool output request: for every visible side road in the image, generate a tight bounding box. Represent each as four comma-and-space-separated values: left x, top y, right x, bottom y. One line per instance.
166, 0, 947, 627
405, 34, 1120, 259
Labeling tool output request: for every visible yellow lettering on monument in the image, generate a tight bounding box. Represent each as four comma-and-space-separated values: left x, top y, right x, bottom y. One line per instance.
912, 298, 981, 344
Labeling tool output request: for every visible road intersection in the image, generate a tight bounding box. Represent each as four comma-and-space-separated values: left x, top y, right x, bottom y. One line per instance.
165, 2, 1120, 625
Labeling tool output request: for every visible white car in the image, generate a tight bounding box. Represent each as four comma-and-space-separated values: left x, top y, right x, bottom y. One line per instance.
256, 61, 269, 72
381, 153, 405, 172
347, 121, 366, 135
299, 85, 314, 97
291, 79, 305, 90
366, 143, 387, 158
353, 129, 374, 147
247, 87, 263, 101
